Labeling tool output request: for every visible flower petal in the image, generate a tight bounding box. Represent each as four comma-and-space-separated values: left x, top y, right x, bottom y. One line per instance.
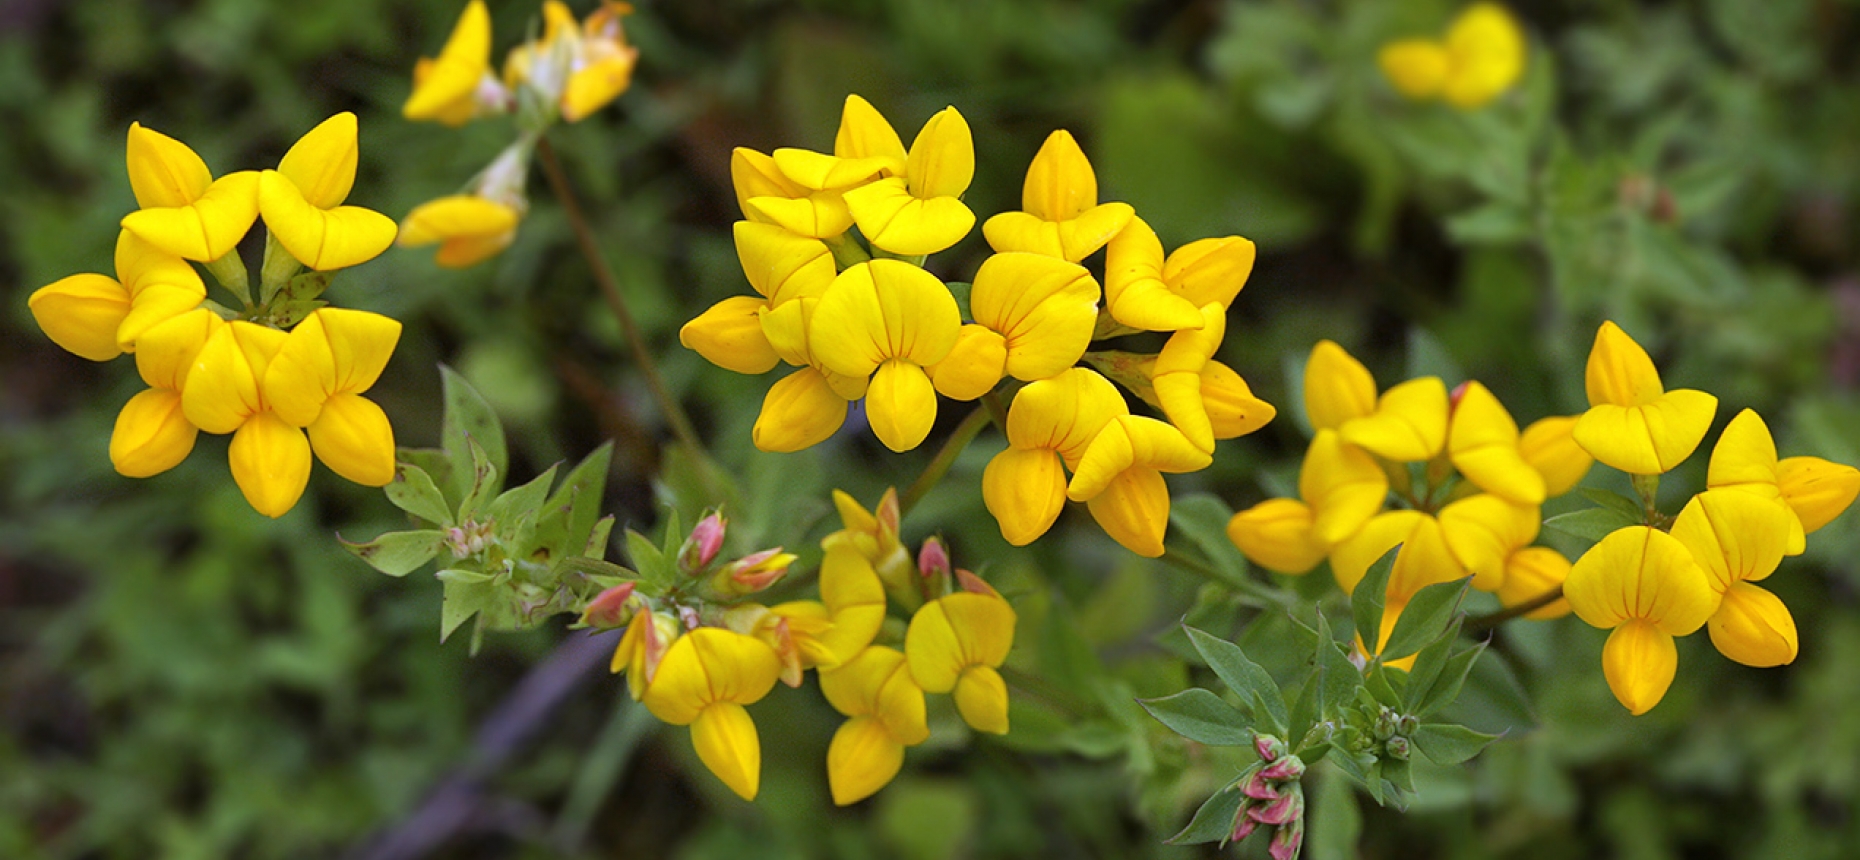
954, 665, 1009, 734
403, 0, 492, 122
826, 715, 905, 806
865, 360, 939, 452
843, 177, 976, 256
1777, 456, 1860, 534
259, 171, 397, 271
133, 308, 222, 392
308, 393, 397, 487
1448, 381, 1544, 504
1438, 493, 1539, 592
971, 252, 1100, 381
929, 325, 1008, 401
1584, 321, 1663, 408
125, 123, 213, 209
278, 113, 360, 209
1707, 581, 1798, 668
1379, 40, 1450, 99
1564, 526, 1719, 635
904, 107, 974, 200
110, 389, 197, 478
1084, 467, 1172, 557
1496, 546, 1571, 620
1299, 429, 1389, 547
1518, 415, 1591, 498
752, 368, 848, 453
733, 221, 836, 304
1103, 216, 1202, 332
1303, 340, 1378, 432
28, 273, 130, 362
983, 447, 1067, 546
228, 411, 312, 518
1067, 415, 1211, 502
183, 322, 288, 434
120, 170, 261, 262
1340, 376, 1448, 462
682, 295, 781, 375
691, 702, 762, 800
1226, 498, 1326, 575
1669, 489, 1790, 590
1601, 619, 1676, 715
1004, 367, 1128, 467
833, 95, 907, 168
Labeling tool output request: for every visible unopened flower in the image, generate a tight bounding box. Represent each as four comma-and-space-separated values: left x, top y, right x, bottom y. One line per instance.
580, 581, 638, 629
678, 511, 728, 574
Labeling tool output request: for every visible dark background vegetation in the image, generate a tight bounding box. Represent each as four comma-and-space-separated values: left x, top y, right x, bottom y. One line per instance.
4, 0, 1860, 857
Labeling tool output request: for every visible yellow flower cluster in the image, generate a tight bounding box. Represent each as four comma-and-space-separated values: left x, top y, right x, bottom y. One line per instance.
27, 115, 402, 517
606, 490, 1016, 804
682, 95, 1276, 557
398, 0, 640, 267
1227, 340, 1595, 662
1378, 3, 1528, 109
1560, 323, 1859, 714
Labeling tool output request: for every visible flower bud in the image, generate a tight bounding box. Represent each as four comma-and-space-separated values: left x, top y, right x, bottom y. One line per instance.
1268, 817, 1305, 860
1254, 734, 1287, 762
580, 581, 638, 628
1384, 735, 1410, 761
1258, 754, 1305, 782
1230, 801, 1260, 842
1248, 786, 1304, 827
1397, 714, 1418, 736
917, 536, 951, 581
1240, 770, 1280, 800
678, 511, 728, 574
716, 548, 796, 595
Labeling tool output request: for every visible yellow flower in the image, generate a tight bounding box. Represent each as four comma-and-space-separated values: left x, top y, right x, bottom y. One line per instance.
181, 321, 310, 518
398, 195, 522, 268
750, 293, 870, 453
1777, 457, 1860, 534
840, 105, 977, 256
1437, 492, 1539, 593
1150, 303, 1275, 453
110, 309, 222, 478
731, 146, 856, 239
1494, 546, 1572, 620
929, 252, 1100, 400
1226, 498, 1327, 576
808, 260, 961, 452
1669, 490, 1796, 667
1518, 414, 1593, 498
754, 95, 904, 238
1564, 526, 1720, 714
1329, 509, 1467, 667
29, 274, 130, 362
640, 627, 782, 800
503, 1, 640, 123
982, 129, 1134, 263
1299, 428, 1390, 547
1102, 215, 1255, 332
118, 123, 260, 263
1706, 408, 1860, 553
264, 308, 403, 488
682, 221, 837, 376
1302, 340, 1447, 462
31, 230, 208, 360
1378, 3, 1527, 110
258, 113, 399, 271
1447, 381, 1543, 505
905, 590, 1016, 734
982, 368, 1128, 546
821, 487, 916, 589
403, 0, 506, 126
1065, 415, 1213, 557
611, 609, 680, 702
820, 645, 930, 806
1572, 321, 1717, 476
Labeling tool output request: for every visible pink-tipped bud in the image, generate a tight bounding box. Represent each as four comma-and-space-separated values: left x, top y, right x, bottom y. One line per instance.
1448, 381, 1472, 414
1254, 735, 1287, 762
955, 569, 999, 597
1240, 771, 1280, 800
640, 611, 680, 685
918, 536, 950, 580
1230, 802, 1260, 842
718, 548, 796, 595
876, 488, 902, 543
580, 582, 638, 628
678, 511, 728, 574
1268, 818, 1304, 860
1248, 788, 1303, 827
1258, 754, 1305, 782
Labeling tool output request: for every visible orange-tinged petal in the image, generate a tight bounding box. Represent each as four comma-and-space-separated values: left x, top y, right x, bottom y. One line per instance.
1707, 581, 1798, 668
28, 273, 130, 362
125, 123, 214, 209
983, 447, 1067, 546
865, 359, 939, 453
1379, 40, 1450, 99
183, 322, 288, 434
1102, 216, 1203, 332
1438, 493, 1539, 592
733, 221, 836, 304
1448, 381, 1544, 504
1084, 467, 1172, 557
258, 171, 397, 270
1226, 498, 1326, 575
1602, 619, 1676, 715
753, 368, 848, 453
1584, 321, 1663, 408
403, 0, 492, 122
1299, 429, 1389, 547
691, 702, 762, 800
1564, 526, 1719, 635
1304, 340, 1378, 432
929, 325, 1007, 401
1340, 376, 1448, 462
562, 50, 638, 122
1519, 415, 1592, 497
120, 170, 260, 262
1669, 489, 1790, 590
1067, 415, 1211, 502
278, 113, 359, 209
843, 177, 976, 256
827, 715, 905, 805
110, 389, 197, 478
905, 107, 974, 200
228, 411, 312, 518
1496, 546, 1571, 620
308, 394, 396, 486
1777, 456, 1860, 534
682, 295, 781, 375
954, 665, 1009, 734
833, 95, 907, 168
1003, 367, 1128, 467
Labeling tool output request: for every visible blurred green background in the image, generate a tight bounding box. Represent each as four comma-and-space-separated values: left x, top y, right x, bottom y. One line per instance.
4, 0, 1860, 857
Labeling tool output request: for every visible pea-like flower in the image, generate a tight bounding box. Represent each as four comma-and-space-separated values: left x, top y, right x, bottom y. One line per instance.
982, 368, 1128, 546
808, 260, 962, 452
258, 113, 399, 271
1447, 380, 1543, 505
639, 627, 782, 800
402, 0, 507, 126
29, 231, 206, 362
1707, 408, 1859, 553
839, 105, 977, 256
929, 252, 1101, 400
1150, 303, 1275, 454
118, 123, 260, 263
265, 308, 403, 488
1102, 215, 1255, 333
181, 322, 308, 518
110, 309, 221, 478
1572, 321, 1716, 476
1563, 526, 1720, 714
904, 589, 1016, 735
1517, 414, 1593, 498
503, 1, 640, 123
1670, 489, 1797, 668
820, 645, 929, 806
1065, 415, 1214, 557
398, 143, 530, 268
982, 129, 1134, 263
1304, 340, 1448, 463
1378, 3, 1528, 110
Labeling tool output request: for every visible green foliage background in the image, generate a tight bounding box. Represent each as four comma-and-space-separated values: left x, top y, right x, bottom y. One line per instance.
3, 0, 1859, 857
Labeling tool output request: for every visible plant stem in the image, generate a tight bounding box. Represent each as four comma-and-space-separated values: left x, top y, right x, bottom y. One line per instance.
1464, 585, 1563, 633
536, 135, 705, 457
900, 405, 993, 516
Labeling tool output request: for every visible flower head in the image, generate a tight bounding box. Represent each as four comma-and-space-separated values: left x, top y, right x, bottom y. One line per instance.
820, 646, 929, 805
258, 113, 398, 271
1572, 321, 1717, 475
982, 129, 1134, 263
904, 590, 1016, 734
807, 260, 961, 451
1564, 526, 1720, 714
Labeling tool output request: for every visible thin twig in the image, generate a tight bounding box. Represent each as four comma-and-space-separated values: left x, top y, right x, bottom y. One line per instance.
1464, 585, 1563, 633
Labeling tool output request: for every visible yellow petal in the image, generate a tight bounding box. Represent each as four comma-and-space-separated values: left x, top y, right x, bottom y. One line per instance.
1584, 321, 1663, 408
905, 107, 974, 200
119, 170, 261, 262
810, 259, 961, 377
278, 113, 359, 209
772, 148, 893, 193
983, 447, 1068, 546
1602, 619, 1676, 715
1777, 456, 1860, 534
818, 645, 904, 719
1164, 236, 1255, 311
1496, 546, 1571, 620
1328, 510, 1463, 604
1200, 361, 1276, 441
1564, 526, 1719, 635
833, 95, 907, 168
258, 171, 397, 270
117, 283, 205, 352
733, 221, 836, 304
731, 148, 808, 215
1705, 409, 1779, 489
228, 411, 312, 518
110, 389, 197, 478
1379, 40, 1450, 99
1448, 381, 1544, 504
816, 551, 887, 664
1084, 467, 1172, 557
1067, 415, 1211, 502
682, 295, 781, 375
124, 123, 213, 209
827, 715, 905, 806
1573, 389, 1718, 475
133, 308, 222, 391
1519, 414, 1593, 497
691, 703, 762, 800
1303, 340, 1378, 432
308, 394, 396, 486
1442, 2, 1528, 110
1102, 216, 1203, 331
1340, 376, 1448, 462
970, 252, 1099, 381
1152, 303, 1227, 452
865, 359, 939, 453
744, 193, 856, 240
954, 665, 1009, 734
904, 592, 1016, 693
183, 322, 288, 434
843, 177, 976, 256
753, 368, 849, 453
398, 195, 520, 252
264, 308, 401, 427
982, 204, 1133, 263
562, 50, 638, 122
403, 0, 492, 122
1020, 129, 1096, 221
1226, 498, 1326, 575
1299, 430, 1389, 547
1707, 581, 1798, 668
930, 325, 1007, 401
1669, 489, 1790, 590
28, 273, 130, 361
1003, 367, 1128, 468
1438, 493, 1539, 592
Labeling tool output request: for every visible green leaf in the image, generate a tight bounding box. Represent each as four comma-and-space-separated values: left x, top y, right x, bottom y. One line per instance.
1137, 688, 1254, 747
946, 280, 972, 321
398, 447, 458, 510
1402, 618, 1464, 714
1352, 546, 1399, 655
1580, 488, 1644, 521
1380, 577, 1469, 660
552, 442, 614, 547
553, 555, 637, 584
456, 435, 501, 521
486, 464, 560, 538
440, 576, 495, 643
440, 364, 507, 502
1287, 662, 1321, 746
1317, 617, 1364, 724
1543, 506, 1639, 542
339, 529, 444, 577
1411, 723, 1499, 766
1414, 640, 1487, 719
625, 529, 677, 594
1307, 764, 1363, 860
1184, 625, 1287, 735
1444, 201, 1532, 245
1364, 663, 1403, 710
585, 515, 615, 561
386, 461, 454, 526
1164, 787, 1243, 846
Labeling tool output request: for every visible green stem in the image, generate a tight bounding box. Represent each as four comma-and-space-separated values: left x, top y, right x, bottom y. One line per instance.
202, 251, 252, 309
1631, 473, 1661, 524
257, 232, 303, 304
900, 405, 993, 516
1464, 585, 1563, 633
536, 136, 706, 457
822, 233, 871, 269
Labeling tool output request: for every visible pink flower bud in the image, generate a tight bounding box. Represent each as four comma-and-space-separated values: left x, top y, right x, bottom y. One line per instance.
580, 582, 638, 628
719, 548, 796, 594
1254, 735, 1286, 762
955, 569, 999, 597
1240, 771, 1280, 800
918, 536, 950, 580
1448, 380, 1472, 414
1230, 803, 1259, 842
1258, 754, 1305, 782
1248, 788, 1303, 827
678, 511, 728, 574
1268, 818, 1304, 860
876, 488, 902, 543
